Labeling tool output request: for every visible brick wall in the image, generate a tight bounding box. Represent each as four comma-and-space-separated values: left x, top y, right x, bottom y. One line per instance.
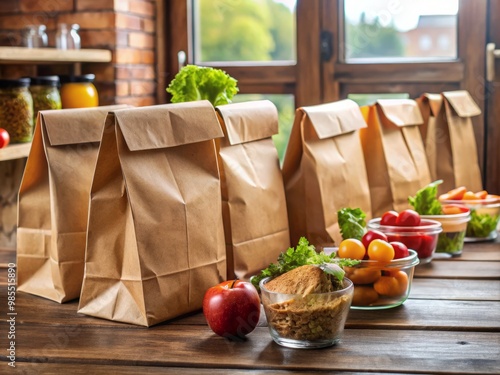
0, 0, 157, 107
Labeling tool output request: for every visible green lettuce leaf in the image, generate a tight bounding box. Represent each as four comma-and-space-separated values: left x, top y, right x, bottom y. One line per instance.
337, 208, 367, 241
408, 180, 444, 215
166, 65, 238, 106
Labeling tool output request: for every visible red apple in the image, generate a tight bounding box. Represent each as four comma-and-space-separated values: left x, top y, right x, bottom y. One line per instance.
203, 279, 261, 339
390, 241, 410, 259
0, 128, 9, 149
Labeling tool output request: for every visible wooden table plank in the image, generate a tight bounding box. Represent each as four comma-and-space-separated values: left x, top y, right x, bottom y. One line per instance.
414, 261, 500, 279
3, 289, 500, 331
5, 324, 499, 374
0, 363, 392, 375
0, 247, 15, 268
410, 279, 500, 301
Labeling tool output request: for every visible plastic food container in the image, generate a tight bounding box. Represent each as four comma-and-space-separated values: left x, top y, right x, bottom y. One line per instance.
343, 249, 419, 309
260, 277, 353, 349
421, 205, 471, 256
367, 218, 442, 265
441, 197, 500, 241
0, 78, 34, 143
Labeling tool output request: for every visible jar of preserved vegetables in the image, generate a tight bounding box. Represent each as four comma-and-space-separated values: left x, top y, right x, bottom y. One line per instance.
0, 78, 34, 143
29, 76, 62, 122
60, 74, 99, 108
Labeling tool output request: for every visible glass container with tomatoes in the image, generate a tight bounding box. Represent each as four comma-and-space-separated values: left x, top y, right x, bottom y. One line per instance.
367, 217, 442, 265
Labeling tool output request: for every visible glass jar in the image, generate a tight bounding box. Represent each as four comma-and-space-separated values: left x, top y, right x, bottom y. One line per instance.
29, 76, 62, 122
23, 25, 48, 48
56, 23, 81, 50
0, 78, 34, 143
59, 74, 99, 108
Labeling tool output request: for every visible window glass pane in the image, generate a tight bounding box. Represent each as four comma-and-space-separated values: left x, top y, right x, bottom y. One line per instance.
344, 0, 458, 61
231, 94, 295, 163
348, 93, 410, 106
193, 0, 296, 63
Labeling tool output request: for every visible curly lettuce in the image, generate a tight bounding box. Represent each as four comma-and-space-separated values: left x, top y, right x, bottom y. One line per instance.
251, 237, 360, 290
166, 65, 238, 106
337, 208, 367, 241
408, 180, 444, 215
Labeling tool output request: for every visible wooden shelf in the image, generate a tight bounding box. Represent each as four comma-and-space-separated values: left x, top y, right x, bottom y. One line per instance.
0, 143, 31, 161
0, 47, 111, 64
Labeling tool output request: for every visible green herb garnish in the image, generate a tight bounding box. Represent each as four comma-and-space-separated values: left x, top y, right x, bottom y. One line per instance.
251, 237, 360, 290
337, 208, 367, 241
166, 65, 238, 106
466, 210, 499, 238
408, 180, 444, 215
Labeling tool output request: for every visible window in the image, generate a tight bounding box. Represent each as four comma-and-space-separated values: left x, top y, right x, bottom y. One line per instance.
343, 0, 458, 61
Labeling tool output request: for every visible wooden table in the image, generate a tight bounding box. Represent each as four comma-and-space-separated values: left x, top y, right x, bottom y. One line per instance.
1, 240, 499, 374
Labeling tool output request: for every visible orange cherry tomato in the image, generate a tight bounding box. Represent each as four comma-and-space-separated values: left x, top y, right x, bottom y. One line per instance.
352, 285, 379, 306
367, 239, 395, 262
373, 276, 401, 297
338, 239, 366, 260
344, 267, 381, 285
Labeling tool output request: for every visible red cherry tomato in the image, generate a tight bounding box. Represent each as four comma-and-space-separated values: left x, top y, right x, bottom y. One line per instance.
418, 234, 438, 259
387, 234, 422, 253
390, 241, 409, 259
395, 209, 421, 227
362, 230, 388, 250
381, 210, 398, 226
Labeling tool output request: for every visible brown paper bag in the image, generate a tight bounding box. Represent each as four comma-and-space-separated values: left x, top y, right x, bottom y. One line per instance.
282, 99, 372, 246
17, 105, 128, 303
417, 90, 482, 194
360, 99, 431, 217
215, 100, 290, 281
78, 101, 226, 327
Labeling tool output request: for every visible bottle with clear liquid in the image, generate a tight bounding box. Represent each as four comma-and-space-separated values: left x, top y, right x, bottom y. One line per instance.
56, 23, 81, 50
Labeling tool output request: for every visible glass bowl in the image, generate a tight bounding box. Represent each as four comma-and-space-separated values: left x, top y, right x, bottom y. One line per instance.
259, 277, 353, 349
367, 218, 442, 264
440, 197, 500, 242
343, 249, 419, 310
421, 205, 471, 257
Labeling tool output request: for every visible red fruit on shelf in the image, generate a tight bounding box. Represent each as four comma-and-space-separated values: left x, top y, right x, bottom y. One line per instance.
0, 128, 10, 149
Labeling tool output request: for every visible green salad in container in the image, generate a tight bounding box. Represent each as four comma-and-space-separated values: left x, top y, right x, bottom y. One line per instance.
409, 180, 471, 256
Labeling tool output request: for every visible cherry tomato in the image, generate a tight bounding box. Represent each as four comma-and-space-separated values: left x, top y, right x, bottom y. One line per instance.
380, 210, 398, 226
344, 267, 381, 285
361, 230, 388, 250
418, 234, 438, 259
387, 234, 422, 253
367, 239, 395, 262
390, 241, 409, 259
338, 239, 366, 260
0, 128, 9, 149
395, 209, 421, 227
352, 285, 379, 306
373, 276, 400, 297
394, 270, 409, 295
